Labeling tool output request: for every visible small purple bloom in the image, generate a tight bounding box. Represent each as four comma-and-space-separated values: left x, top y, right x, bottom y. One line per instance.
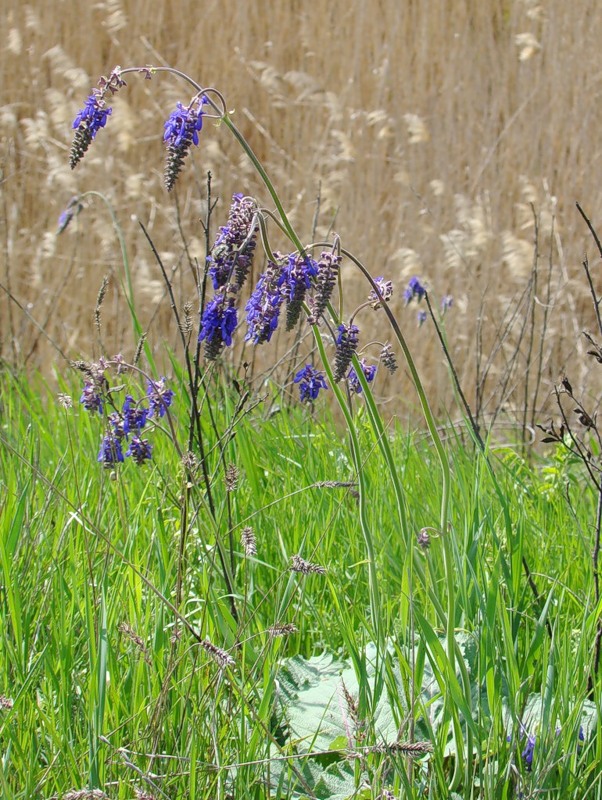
441, 294, 453, 312
57, 196, 83, 234
293, 364, 328, 403
347, 359, 377, 394
122, 395, 149, 435
417, 309, 427, 326
147, 377, 174, 418
125, 435, 153, 464
403, 276, 426, 304
98, 433, 124, 466
369, 276, 393, 309
80, 380, 104, 414
521, 733, 536, 771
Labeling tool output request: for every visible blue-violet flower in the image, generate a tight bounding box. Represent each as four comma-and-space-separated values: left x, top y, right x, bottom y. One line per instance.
199, 292, 238, 360
403, 276, 426, 304
293, 364, 329, 403
147, 377, 174, 418
347, 359, 377, 394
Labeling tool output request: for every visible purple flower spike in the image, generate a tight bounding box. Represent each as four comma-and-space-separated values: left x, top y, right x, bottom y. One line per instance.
280, 253, 319, 330
80, 380, 104, 414
333, 323, 360, 382
441, 294, 453, 312
293, 364, 328, 403
347, 359, 377, 394
70, 93, 113, 169
417, 309, 427, 326
207, 194, 258, 291
245, 260, 285, 345
164, 96, 208, 191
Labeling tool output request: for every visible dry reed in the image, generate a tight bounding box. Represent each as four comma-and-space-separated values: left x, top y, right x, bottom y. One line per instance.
2, 0, 602, 424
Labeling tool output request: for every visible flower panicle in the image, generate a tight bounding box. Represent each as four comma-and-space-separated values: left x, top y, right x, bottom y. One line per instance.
290, 554, 326, 575
369, 276, 393, 309
199, 290, 238, 360
200, 637, 235, 669
380, 343, 398, 374
241, 526, 257, 556
403, 276, 426, 304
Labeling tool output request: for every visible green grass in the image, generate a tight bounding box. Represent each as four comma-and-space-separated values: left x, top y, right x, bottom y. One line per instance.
0, 368, 600, 799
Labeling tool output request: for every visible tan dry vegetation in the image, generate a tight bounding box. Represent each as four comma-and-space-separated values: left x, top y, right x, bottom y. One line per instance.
2, 0, 602, 425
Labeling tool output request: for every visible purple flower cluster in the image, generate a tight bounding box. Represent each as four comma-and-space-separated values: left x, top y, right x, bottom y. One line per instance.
98, 393, 154, 467
164, 96, 208, 191
78, 361, 173, 467
347, 359, 377, 394
199, 194, 261, 361
146, 377, 174, 418
293, 364, 328, 403
207, 193, 258, 291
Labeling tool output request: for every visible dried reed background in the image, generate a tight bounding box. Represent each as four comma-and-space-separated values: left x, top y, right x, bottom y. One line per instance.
2, 0, 602, 425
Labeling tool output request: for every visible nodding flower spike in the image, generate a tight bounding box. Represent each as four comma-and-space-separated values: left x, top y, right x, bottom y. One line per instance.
307, 251, 341, 324
163, 96, 208, 191
69, 68, 125, 169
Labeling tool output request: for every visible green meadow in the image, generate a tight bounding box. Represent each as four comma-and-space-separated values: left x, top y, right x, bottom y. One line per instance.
1, 363, 600, 798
